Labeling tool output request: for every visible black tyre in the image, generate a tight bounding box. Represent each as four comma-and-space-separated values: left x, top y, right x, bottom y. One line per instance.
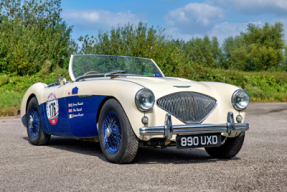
26, 97, 51, 145
205, 132, 245, 159
98, 99, 139, 163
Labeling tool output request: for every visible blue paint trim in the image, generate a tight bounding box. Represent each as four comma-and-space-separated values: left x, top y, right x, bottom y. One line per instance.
21, 114, 27, 128
40, 95, 107, 138
66, 95, 106, 137
41, 97, 71, 135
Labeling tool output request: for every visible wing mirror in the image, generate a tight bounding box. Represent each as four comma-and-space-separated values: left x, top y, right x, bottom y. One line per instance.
57, 77, 66, 85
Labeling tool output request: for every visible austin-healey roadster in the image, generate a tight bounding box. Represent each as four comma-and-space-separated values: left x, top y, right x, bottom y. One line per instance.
21, 55, 249, 163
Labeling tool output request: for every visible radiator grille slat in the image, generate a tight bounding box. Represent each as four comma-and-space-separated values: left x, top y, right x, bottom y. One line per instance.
157, 92, 217, 124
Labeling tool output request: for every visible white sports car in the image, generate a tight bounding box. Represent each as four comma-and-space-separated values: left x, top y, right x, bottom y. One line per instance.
21, 55, 249, 163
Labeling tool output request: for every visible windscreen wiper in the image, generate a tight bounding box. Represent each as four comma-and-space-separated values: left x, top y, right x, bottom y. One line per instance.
104, 70, 126, 77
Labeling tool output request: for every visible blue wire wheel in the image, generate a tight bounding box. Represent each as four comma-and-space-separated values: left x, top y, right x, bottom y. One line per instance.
28, 105, 40, 137
103, 111, 122, 153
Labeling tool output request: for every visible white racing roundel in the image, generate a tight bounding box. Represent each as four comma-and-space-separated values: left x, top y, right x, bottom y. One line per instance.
46, 92, 59, 125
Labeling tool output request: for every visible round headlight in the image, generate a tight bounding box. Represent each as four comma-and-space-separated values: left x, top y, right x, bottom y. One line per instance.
231, 89, 249, 111
135, 89, 155, 111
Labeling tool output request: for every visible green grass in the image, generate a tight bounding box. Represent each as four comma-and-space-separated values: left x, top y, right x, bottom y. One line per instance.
0, 92, 24, 116
0, 65, 70, 116
0, 65, 286, 116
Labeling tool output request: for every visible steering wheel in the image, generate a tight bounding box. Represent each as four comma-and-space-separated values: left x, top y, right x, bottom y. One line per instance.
84, 71, 100, 75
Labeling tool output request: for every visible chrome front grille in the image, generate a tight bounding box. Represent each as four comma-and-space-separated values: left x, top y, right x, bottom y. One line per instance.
157, 92, 217, 124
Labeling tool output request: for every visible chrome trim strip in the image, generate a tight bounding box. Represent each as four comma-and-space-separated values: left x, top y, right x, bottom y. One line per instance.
173, 86, 191, 88
150, 59, 165, 77
78, 95, 93, 98
69, 55, 75, 81
139, 112, 249, 137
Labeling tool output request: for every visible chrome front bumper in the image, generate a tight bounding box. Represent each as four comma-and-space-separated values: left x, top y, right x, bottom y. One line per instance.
139, 112, 249, 139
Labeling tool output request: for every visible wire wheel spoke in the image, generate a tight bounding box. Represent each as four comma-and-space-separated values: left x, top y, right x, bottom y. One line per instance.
103, 111, 122, 153
29, 106, 40, 137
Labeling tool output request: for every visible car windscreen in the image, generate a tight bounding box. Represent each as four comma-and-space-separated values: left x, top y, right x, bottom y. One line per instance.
71, 55, 163, 79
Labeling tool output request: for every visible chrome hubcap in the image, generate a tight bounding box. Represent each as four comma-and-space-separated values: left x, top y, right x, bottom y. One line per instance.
105, 127, 112, 139
29, 115, 33, 125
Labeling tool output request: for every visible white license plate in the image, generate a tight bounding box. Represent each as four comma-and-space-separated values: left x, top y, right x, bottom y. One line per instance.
176, 134, 221, 149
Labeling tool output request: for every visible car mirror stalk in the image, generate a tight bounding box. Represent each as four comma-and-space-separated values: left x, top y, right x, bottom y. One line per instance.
57, 77, 66, 85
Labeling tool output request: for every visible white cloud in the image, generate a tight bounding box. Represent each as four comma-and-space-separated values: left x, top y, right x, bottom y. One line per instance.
209, 0, 287, 15
208, 19, 287, 44
167, 27, 203, 41
62, 9, 145, 29
164, 3, 225, 34
168, 21, 264, 43
170, 20, 287, 45
207, 22, 262, 43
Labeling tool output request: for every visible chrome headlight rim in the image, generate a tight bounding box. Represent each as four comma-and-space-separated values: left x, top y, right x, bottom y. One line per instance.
135, 88, 155, 112
231, 89, 250, 111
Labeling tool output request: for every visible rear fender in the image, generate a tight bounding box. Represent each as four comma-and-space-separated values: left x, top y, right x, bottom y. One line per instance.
20, 83, 47, 128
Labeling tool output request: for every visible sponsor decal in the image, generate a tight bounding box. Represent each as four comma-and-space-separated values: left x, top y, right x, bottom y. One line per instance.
72, 102, 83, 107
68, 92, 70, 95
69, 113, 84, 119
73, 113, 84, 117
72, 87, 79, 94
73, 108, 82, 112
68, 109, 72, 113
68, 103, 72, 107
46, 92, 59, 125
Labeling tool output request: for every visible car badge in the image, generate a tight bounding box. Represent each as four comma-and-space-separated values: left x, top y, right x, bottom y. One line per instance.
173, 86, 191, 88
72, 87, 79, 94
206, 103, 210, 109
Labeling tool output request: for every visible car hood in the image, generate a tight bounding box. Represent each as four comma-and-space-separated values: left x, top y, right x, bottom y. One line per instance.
117, 76, 238, 100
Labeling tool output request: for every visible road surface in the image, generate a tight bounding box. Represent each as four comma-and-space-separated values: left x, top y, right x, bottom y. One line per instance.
0, 103, 286, 191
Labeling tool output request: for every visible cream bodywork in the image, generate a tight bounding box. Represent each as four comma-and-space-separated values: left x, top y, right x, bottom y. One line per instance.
21, 75, 245, 141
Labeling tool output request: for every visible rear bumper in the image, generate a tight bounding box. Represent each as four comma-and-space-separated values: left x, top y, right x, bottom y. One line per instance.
139, 112, 249, 139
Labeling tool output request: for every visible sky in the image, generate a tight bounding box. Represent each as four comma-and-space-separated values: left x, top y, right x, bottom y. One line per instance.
61, 0, 287, 43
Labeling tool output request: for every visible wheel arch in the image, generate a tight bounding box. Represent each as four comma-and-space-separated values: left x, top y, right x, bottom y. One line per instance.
96, 96, 140, 139
26, 94, 36, 113
21, 82, 47, 128
96, 96, 114, 124
96, 96, 127, 124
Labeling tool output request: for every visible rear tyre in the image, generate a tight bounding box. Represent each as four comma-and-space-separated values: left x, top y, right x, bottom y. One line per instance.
26, 97, 51, 145
205, 132, 245, 159
98, 99, 139, 163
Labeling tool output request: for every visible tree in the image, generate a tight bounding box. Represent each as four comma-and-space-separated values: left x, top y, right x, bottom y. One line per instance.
221, 22, 285, 71
0, 0, 77, 75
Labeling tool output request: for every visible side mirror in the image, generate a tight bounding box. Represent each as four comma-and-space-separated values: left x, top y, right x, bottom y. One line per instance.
57, 77, 66, 85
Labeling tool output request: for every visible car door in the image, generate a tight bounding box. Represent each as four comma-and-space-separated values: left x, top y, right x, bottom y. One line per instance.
41, 85, 71, 135
64, 81, 107, 138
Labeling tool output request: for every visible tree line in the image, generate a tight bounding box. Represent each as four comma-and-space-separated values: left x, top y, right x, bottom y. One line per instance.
1, 0, 287, 76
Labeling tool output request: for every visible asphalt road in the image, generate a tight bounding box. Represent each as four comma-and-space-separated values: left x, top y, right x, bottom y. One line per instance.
0, 103, 286, 191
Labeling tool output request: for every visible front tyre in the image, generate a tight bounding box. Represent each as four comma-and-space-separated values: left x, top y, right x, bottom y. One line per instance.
26, 97, 51, 145
98, 99, 138, 163
205, 132, 245, 159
